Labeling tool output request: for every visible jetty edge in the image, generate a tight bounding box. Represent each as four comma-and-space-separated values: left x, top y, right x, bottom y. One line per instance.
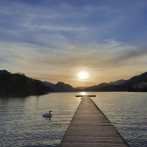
59, 95, 130, 147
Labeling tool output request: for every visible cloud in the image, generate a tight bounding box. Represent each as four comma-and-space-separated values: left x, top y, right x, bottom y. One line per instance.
1, 40, 146, 76
111, 46, 147, 64
0, 38, 147, 87
1, 0, 147, 46
23, 24, 88, 32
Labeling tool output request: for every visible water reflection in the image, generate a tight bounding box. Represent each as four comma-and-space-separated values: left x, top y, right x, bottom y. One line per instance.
91, 92, 147, 147
80, 92, 87, 95
0, 92, 147, 147
0, 92, 80, 147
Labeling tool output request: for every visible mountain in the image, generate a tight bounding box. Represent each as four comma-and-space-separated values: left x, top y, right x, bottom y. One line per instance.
54, 82, 75, 92
109, 79, 127, 85
126, 72, 147, 91
0, 70, 53, 97
0, 70, 10, 75
84, 79, 127, 91
2, 70, 146, 96
94, 72, 147, 92
44, 81, 56, 90
133, 83, 147, 91
44, 72, 147, 92
44, 81, 75, 92
84, 83, 109, 91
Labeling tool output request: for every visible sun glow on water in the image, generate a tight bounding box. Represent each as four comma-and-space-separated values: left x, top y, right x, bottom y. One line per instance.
80, 92, 87, 95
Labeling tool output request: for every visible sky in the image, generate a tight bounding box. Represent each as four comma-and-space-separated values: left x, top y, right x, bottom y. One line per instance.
0, 0, 147, 87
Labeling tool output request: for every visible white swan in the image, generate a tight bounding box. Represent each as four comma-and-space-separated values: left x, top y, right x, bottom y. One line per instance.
42, 111, 52, 117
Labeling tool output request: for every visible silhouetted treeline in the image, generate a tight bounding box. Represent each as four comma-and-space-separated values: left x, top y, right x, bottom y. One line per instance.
0, 70, 53, 97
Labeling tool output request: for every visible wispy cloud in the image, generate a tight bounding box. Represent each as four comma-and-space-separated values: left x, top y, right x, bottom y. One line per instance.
23, 24, 88, 32
111, 47, 147, 64
1, 39, 146, 86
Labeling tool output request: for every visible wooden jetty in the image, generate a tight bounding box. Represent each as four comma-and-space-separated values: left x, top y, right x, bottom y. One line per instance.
76, 95, 96, 97
60, 95, 129, 147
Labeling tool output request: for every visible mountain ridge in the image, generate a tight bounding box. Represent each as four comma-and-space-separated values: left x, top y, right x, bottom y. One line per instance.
44, 72, 147, 92
0, 70, 53, 97
90, 72, 147, 92
1, 70, 147, 97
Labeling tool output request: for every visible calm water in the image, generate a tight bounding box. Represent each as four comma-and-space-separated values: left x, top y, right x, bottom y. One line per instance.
0, 92, 147, 147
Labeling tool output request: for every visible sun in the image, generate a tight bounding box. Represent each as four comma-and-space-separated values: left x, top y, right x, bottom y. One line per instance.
78, 71, 88, 80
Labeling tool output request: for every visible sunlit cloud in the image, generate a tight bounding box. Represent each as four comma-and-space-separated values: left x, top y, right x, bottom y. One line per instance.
1, 39, 146, 86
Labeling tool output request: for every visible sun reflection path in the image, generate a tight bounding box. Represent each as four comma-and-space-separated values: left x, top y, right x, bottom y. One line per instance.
80, 92, 87, 95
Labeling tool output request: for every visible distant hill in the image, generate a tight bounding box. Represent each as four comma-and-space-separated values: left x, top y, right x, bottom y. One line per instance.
44, 81, 75, 92
109, 79, 127, 85
126, 72, 147, 92
92, 72, 147, 92
2, 69, 146, 97
0, 70, 53, 97
44, 81, 56, 91
84, 83, 109, 91
84, 80, 126, 91
44, 72, 147, 92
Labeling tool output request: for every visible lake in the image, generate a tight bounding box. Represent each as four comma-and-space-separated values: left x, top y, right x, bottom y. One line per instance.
0, 92, 147, 147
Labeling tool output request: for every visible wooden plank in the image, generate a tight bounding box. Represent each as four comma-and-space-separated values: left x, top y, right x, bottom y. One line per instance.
60, 96, 130, 147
